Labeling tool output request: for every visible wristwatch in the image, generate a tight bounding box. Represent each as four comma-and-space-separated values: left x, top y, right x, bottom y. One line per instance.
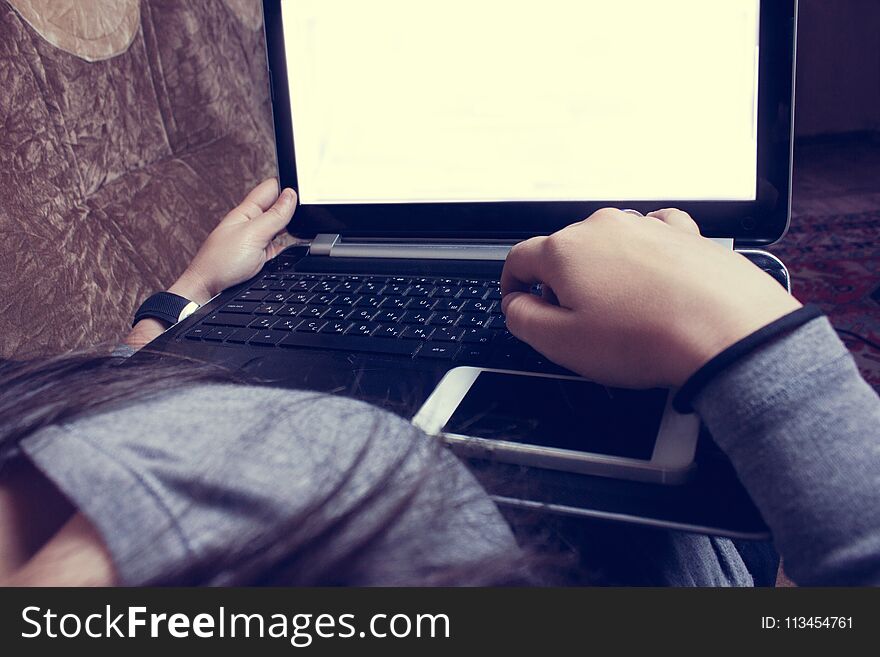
133, 292, 201, 328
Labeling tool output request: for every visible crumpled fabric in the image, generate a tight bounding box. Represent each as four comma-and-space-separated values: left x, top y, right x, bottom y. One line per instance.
0, 0, 276, 358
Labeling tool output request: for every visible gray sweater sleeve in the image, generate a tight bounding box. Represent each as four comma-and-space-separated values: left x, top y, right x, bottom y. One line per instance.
19, 386, 517, 586
693, 317, 880, 585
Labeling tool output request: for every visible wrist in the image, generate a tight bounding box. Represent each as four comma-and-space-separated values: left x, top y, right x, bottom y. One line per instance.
168, 268, 216, 306
669, 294, 803, 388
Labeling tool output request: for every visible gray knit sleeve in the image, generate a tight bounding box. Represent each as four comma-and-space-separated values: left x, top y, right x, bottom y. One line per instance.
20, 385, 517, 585
693, 317, 880, 585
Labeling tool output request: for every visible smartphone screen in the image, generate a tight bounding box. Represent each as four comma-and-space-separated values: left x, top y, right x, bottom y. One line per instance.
444, 372, 667, 460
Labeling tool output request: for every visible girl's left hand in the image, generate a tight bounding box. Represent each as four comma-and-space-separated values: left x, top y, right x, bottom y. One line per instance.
171, 179, 299, 305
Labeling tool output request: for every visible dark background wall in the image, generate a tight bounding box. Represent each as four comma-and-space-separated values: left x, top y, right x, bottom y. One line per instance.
796, 0, 880, 137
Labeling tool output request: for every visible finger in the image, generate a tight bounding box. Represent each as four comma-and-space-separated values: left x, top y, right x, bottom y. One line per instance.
250, 188, 297, 242
265, 230, 300, 260
647, 208, 701, 235
500, 236, 548, 297
501, 291, 575, 358
223, 178, 281, 224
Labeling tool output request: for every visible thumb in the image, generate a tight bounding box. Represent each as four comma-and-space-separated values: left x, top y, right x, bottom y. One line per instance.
250, 188, 297, 242
502, 291, 574, 357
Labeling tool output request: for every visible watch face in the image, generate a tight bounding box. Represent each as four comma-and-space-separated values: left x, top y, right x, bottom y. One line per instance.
178, 301, 201, 323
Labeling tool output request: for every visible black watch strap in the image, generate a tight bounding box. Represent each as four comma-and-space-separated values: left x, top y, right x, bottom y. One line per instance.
133, 292, 201, 328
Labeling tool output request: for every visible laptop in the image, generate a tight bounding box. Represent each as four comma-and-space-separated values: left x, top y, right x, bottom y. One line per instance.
146, 0, 797, 538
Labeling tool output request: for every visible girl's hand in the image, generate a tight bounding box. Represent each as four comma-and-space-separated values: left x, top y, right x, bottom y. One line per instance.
170, 179, 299, 305
125, 180, 298, 350
500, 208, 801, 388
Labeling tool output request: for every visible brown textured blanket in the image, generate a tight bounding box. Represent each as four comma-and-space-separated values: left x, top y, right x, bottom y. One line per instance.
0, 0, 276, 358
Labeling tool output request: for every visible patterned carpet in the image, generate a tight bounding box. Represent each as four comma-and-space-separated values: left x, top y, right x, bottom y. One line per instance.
771, 209, 880, 390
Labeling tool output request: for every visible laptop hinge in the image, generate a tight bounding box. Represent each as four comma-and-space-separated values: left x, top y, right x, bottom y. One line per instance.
309, 233, 735, 259
309, 234, 515, 261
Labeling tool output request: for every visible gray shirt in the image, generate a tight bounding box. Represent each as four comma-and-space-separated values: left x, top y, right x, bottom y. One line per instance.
17, 317, 880, 585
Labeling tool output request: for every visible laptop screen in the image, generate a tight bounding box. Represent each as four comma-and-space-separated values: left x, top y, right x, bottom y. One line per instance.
279, 0, 761, 206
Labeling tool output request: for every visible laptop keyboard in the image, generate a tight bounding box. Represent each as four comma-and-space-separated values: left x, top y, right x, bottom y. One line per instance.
182, 272, 565, 372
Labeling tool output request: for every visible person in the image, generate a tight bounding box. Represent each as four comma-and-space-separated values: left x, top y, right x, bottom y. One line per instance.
0, 180, 877, 587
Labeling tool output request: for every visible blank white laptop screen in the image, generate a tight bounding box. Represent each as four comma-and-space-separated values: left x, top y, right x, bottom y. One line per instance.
280, 0, 760, 205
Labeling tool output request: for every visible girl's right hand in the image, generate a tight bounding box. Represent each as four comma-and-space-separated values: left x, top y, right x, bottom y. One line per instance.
500, 208, 801, 388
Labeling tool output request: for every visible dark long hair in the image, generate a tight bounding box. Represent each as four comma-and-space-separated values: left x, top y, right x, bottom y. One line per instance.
0, 349, 546, 586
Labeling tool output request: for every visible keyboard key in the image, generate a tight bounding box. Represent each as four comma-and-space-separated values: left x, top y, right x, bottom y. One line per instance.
433, 285, 459, 298
461, 328, 494, 344
346, 309, 375, 322
202, 313, 250, 327
274, 318, 301, 331
268, 281, 289, 291
320, 321, 351, 334
461, 299, 495, 313
458, 313, 487, 328
254, 304, 283, 315
221, 301, 260, 314
204, 327, 236, 342
347, 322, 380, 336
277, 304, 306, 316
400, 311, 430, 325
486, 315, 508, 330
432, 327, 464, 342
309, 293, 336, 306
405, 298, 435, 310
429, 312, 458, 326
357, 282, 382, 294
248, 281, 270, 291
296, 320, 326, 333
313, 281, 338, 293
455, 345, 491, 364
249, 330, 287, 346
185, 327, 209, 340
289, 280, 316, 292
401, 326, 434, 340
336, 281, 359, 292
374, 309, 403, 323
235, 290, 268, 302
374, 324, 403, 339
300, 306, 328, 319
380, 284, 409, 296
356, 296, 382, 308
417, 344, 457, 360
332, 295, 358, 307
279, 331, 418, 356
249, 317, 278, 330
459, 286, 486, 299
286, 292, 312, 305
489, 343, 533, 369
432, 299, 465, 312
380, 297, 408, 309
324, 308, 349, 320
486, 289, 502, 301
264, 292, 289, 304
404, 285, 432, 297
226, 328, 258, 344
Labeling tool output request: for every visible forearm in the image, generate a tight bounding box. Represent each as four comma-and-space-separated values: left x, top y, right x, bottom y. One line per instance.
694, 318, 880, 585
123, 269, 217, 351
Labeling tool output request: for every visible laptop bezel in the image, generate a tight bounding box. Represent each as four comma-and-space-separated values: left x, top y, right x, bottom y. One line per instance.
263, 0, 796, 246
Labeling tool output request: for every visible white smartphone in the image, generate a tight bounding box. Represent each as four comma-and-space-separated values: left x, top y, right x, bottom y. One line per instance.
413, 367, 700, 485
